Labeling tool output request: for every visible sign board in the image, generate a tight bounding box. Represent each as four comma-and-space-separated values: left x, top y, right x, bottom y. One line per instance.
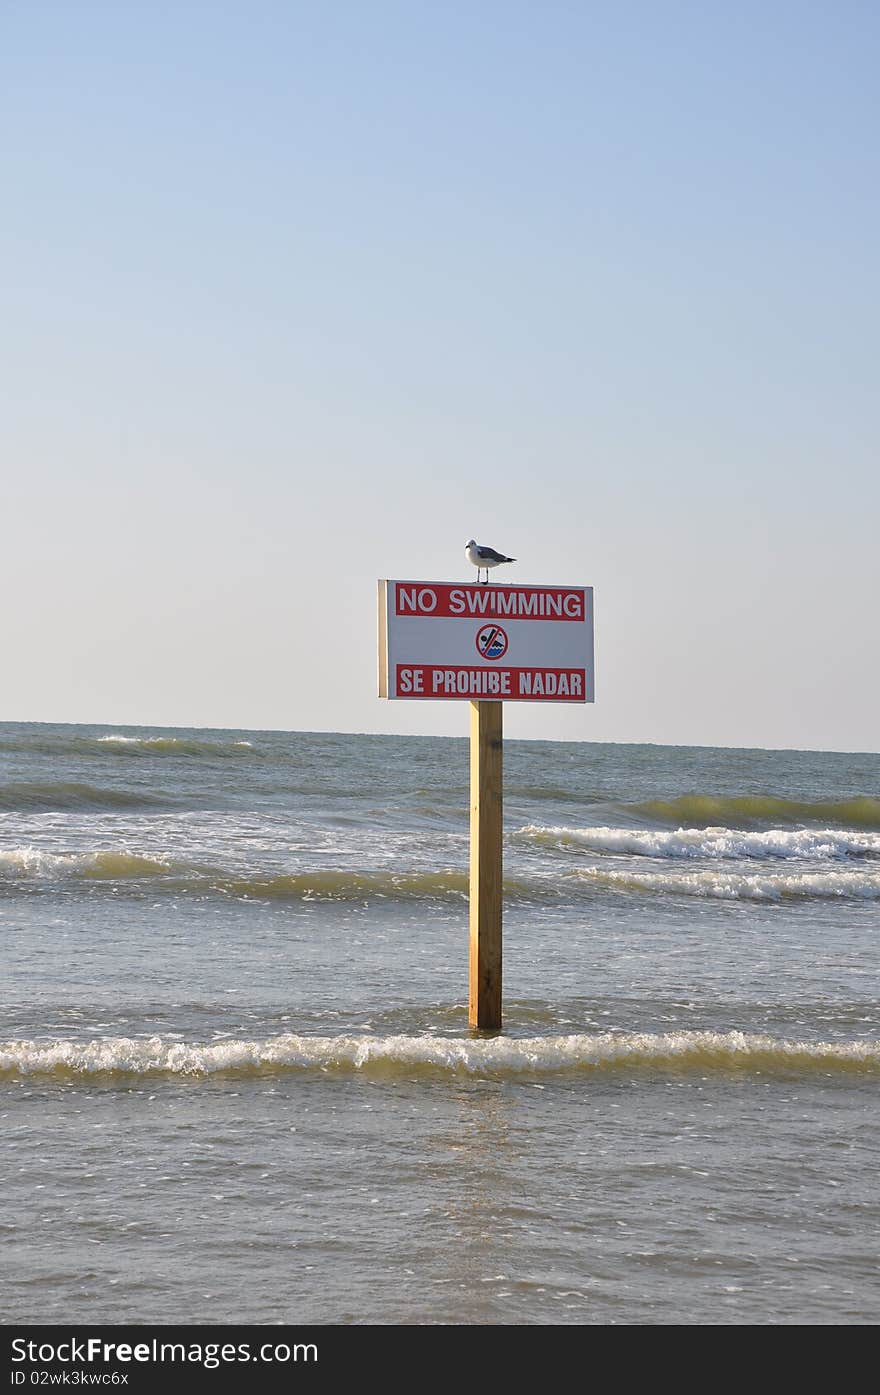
378, 580, 594, 702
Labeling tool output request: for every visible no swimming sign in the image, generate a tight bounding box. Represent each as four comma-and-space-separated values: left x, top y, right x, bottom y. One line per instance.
378, 580, 595, 702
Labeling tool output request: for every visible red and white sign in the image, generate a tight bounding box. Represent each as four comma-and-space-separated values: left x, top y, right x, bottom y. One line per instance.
378, 581, 594, 703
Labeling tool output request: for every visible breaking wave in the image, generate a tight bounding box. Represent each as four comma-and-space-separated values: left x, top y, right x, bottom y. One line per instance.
575, 867, 880, 901
1, 1031, 878, 1079
0, 850, 476, 901
519, 825, 880, 861
629, 795, 880, 829
0, 849, 196, 881
3, 842, 879, 904
0, 731, 255, 759
96, 735, 255, 756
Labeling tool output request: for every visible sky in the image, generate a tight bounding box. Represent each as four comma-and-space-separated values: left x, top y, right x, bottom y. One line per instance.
2, 2, 878, 750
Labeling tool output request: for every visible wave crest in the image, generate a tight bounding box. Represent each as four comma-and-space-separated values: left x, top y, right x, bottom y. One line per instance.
575, 867, 880, 901
96, 735, 254, 756
0, 782, 169, 812
1, 1031, 877, 1079
0, 849, 186, 880
631, 795, 880, 829
0, 850, 473, 901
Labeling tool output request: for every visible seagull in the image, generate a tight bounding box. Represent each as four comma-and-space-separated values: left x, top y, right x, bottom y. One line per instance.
465, 538, 516, 584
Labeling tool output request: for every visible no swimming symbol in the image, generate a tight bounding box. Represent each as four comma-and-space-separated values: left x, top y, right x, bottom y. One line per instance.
476, 624, 509, 661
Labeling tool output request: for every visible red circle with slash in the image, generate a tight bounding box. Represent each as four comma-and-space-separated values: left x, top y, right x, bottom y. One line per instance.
475, 624, 509, 660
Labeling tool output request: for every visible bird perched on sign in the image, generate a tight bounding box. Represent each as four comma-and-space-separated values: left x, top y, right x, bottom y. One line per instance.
465, 539, 516, 584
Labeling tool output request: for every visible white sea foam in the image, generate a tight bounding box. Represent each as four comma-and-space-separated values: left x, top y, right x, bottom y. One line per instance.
575, 867, 880, 900
520, 825, 880, 861
0, 848, 95, 877
97, 735, 194, 745
1, 1031, 878, 1078
96, 735, 254, 753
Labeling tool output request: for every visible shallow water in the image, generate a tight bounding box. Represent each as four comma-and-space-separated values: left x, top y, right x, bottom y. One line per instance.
2, 723, 878, 1324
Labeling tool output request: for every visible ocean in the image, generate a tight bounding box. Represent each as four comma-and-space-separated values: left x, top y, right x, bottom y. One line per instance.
2, 722, 878, 1325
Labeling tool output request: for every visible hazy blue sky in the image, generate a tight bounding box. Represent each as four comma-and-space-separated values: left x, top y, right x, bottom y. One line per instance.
3, 2, 877, 749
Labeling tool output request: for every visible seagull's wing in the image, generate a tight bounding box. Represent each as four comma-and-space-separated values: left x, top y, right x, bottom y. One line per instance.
478, 546, 514, 563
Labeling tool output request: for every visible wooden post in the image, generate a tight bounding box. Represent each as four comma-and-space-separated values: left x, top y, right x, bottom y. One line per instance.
469, 700, 503, 1030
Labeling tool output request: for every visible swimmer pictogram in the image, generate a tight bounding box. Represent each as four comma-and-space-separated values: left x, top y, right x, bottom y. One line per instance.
475, 624, 509, 661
